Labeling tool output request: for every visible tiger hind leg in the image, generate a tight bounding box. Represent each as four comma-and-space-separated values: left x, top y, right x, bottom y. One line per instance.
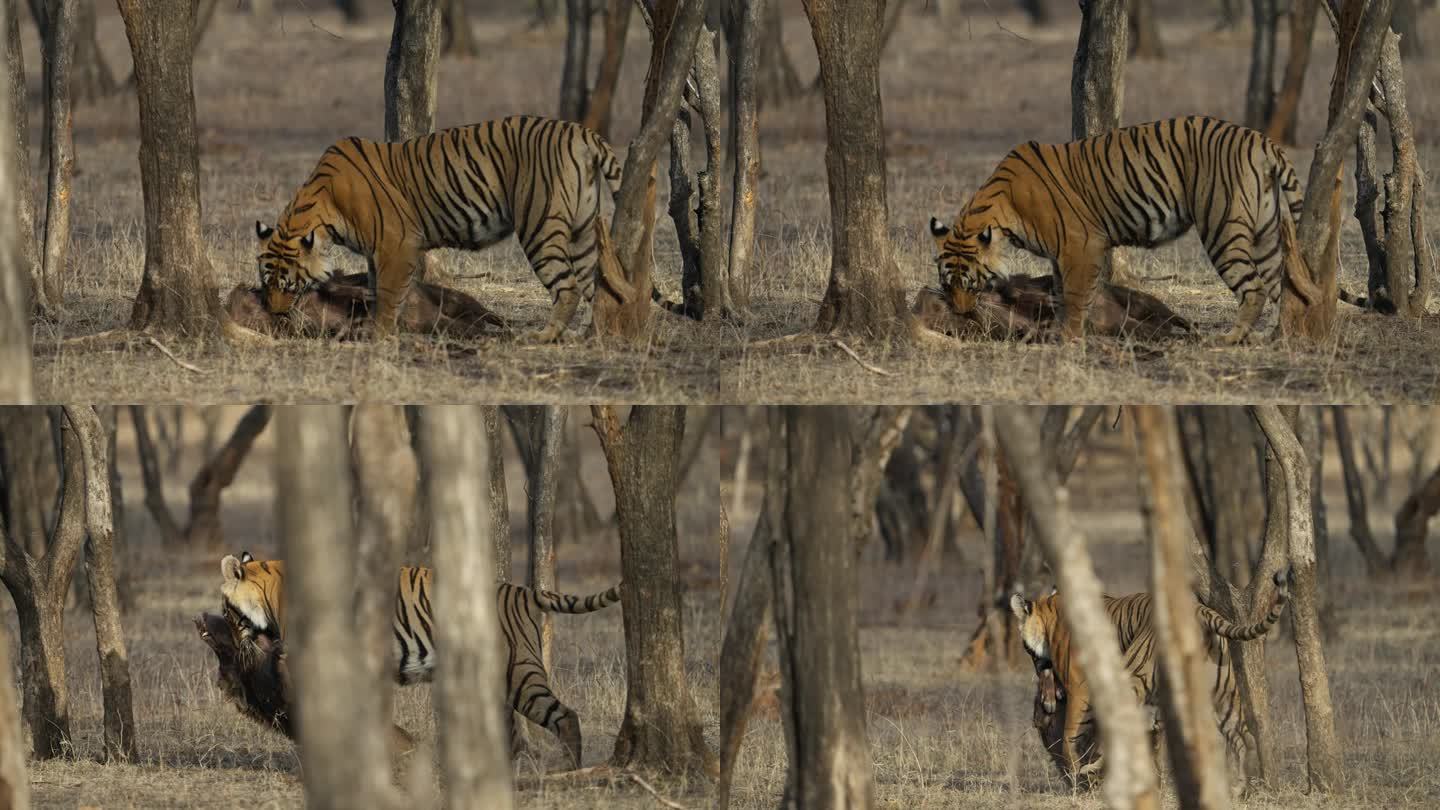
523, 244, 583, 343
514, 680, 583, 768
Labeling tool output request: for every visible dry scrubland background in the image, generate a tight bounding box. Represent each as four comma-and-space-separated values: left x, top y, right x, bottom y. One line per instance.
9, 407, 721, 809
23, 2, 1440, 404
722, 408, 1440, 808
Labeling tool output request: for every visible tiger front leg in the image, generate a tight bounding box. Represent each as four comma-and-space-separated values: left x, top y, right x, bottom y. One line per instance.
531, 285, 581, 344
370, 249, 421, 339
1057, 251, 1105, 341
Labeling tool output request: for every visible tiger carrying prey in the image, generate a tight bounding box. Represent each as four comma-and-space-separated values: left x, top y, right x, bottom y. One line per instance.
929, 116, 1318, 343
219, 551, 621, 768
255, 114, 676, 342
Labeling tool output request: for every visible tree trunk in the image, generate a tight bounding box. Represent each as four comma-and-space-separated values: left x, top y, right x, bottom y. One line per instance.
523, 406, 565, 673
766, 407, 873, 809
40, 0, 76, 312
0, 13, 31, 403
727, 0, 762, 312
1128, 0, 1164, 60
994, 406, 1160, 810
439, 0, 477, 57
1072, 0, 1132, 291
805, 0, 910, 339
385, 0, 440, 309
66, 405, 137, 762
1250, 406, 1342, 792
1266, 0, 1315, 144
485, 406, 511, 581
592, 405, 716, 777
1393, 463, 1439, 574
558, 0, 591, 121
669, 109, 702, 317
184, 405, 271, 546
0, 596, 28, 809
848, 406, 913, 556
118, 0, 227, 336
1135, 406, 1232, 810
755, 1, 802, 107
693, 25, 728, 320
1331, 407, 1388, 574
5, 0, 48, 322
1182, 407, 1264, 587
1246, 0, 1277, 129
128, 406, 182, 546
275, 406, 402, 810
349, 404, 416, 774
582, 0, 631, 138
718, 503, 773, 810
1282, 0, 1396, 340
418, 405, 513, 810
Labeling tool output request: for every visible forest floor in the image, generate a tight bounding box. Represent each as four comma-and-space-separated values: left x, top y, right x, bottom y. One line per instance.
12, 406, 721, 809
723, 407, 1440, 808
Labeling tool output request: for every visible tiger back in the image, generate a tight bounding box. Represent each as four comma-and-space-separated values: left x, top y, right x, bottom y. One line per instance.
929, 116, 1319, 343
1009, 569, 1292, 788
254, 114, 655, 342
219, 551, 621, 767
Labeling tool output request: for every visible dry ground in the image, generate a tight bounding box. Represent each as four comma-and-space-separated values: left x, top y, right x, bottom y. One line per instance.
24, 5, 720, 403
726, 6, 1440, 403
723, 407, 1440, 808
9, 406, 720, 808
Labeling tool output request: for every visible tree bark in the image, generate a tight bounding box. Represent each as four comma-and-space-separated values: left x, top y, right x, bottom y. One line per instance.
558, 0, 591, 121
184, 405, 271, 546
1128, 0, 1164, 60
0, 12, 31, 403
1330, 407, 1388, 574
275, 406, 402, 810
0, 595, 28, 809
118, 0, 227, 336
592, 405, 716, 777
1250, 406, 1342, 792
1135, 406, 1232, 810
1394, 463, 1439, 575
994, 406, 1160, 810
727, 0, 762, 312
66, 405, 137, 762
419, 406, 513, 810
485, 407, 511, 581
718, 504, 773, 810
524, 406, 565, 673
582, 0, 631, 138
386, 0, 440, 141
768, 407, 873, 809
1283, 0, 1395, 340
40, 0, 76, 312
1266, 0, 1315, 144
1072, 0, 1131, 287
693, 25, 728, 321
5, 0, 47, 323
805, 0, 911, 339
1246, 0, 1277, 129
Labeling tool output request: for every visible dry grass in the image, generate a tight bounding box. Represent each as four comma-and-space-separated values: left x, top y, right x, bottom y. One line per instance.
12, 406, 720, 808
723, 407, 1440, 808
726, 7, 1440, 404
24, 6, 719, 403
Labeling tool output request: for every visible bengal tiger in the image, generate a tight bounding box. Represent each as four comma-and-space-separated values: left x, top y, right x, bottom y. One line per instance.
219, 551, 621, 767
1010, 569, 1293, 789
928, 116, 1319, 343
254, 114, 673, 342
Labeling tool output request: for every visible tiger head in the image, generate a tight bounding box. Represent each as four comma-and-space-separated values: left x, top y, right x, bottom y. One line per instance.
929, 209, 1005, 305
254, 219, 327, 314
220, 551, 286, 647
1010, 588, 1066, 713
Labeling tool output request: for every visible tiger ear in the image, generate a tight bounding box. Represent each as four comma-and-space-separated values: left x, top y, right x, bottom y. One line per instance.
299, 230, 316, 251
1009, 592, 1031, 619
928, 217, 951, 240
256, 222, 274, 241
239, 551, 254, 564
1049, 584, 1058, 598
221, 555, 245, 583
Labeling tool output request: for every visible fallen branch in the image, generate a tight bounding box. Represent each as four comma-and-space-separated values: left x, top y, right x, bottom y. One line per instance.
145, 336, 206, 374
833, 340, 892, 376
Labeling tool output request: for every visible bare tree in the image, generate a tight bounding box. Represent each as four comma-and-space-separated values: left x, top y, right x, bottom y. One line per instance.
768, 407, 873, 808
592, 405, 716, 776
994, 406, 1160, 810
127, 406, 181, 546
485, 407, 511, 581
1247, 0, 1278, 129
558, 0, 591, 121
0, 599, 27, 809
418, 406, 513, 810
5, 0, 47, 321
1135, 406, 1232, 809
1179, 407, 1265, 587
1072, 0, 1132, 286
1330, 407, 1389, 574
583, 0, 632, 138
38, 0, 77, 315
0, 15, 31, 403
1266, 0, 1317, 144
1283, 0, 1396, 339
523, 406, 566, 672
727, 0, 763, 312
1250, 406, 1341, 791
275, 406, 402, 810
1129, 0, 1164, 59
804, 0, 911, 339
183, 405, 271, 546
117, 0, 229, 336
718, 498, 773, 810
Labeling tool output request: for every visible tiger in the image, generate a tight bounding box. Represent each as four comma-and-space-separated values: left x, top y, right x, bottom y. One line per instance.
928, 116, 1319, 343
254, 114, 674, 342
1010, 568, 1293, 790
219, 551, 621, 768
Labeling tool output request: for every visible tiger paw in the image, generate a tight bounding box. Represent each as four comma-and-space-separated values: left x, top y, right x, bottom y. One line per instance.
525, 325, 567, 344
